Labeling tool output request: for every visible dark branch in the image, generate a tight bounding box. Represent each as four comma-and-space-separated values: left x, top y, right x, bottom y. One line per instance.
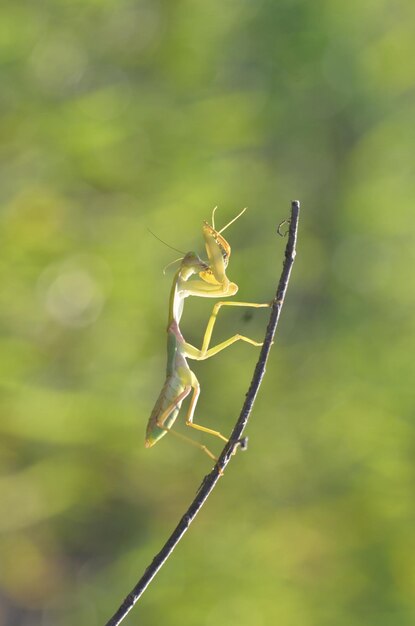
104, 201, 300, 626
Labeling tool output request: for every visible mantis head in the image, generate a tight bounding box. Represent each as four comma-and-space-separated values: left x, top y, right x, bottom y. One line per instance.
199, 207, 246, 286
179, 251, 209, 281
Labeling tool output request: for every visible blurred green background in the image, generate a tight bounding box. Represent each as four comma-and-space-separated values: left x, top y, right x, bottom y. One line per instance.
1, 1, 414, 625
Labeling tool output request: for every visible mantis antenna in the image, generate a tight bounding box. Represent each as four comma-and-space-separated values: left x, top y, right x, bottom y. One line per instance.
219, 207, 247, 234
162, 257, 183, 275
211, 206, 218, 230
210, 207, 247, 235
147, 228, 186, 255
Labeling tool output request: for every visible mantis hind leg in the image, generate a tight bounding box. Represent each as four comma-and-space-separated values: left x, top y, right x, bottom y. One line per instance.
148, 384, 219, 462
157, 426, 218, 462
185, 373, 228, 443
146, 386, 191, 447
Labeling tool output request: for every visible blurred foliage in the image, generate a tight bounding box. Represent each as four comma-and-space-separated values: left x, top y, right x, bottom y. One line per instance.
1, 0, 415, 625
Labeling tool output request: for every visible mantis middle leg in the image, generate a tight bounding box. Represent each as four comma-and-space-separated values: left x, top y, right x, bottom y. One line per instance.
185, 301, 270, 361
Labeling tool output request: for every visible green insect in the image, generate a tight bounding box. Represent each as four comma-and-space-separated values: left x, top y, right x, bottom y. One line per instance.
145, 208, 269, 461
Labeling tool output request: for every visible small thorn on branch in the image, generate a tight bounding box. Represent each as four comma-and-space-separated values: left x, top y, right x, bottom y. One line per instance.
237, 436, 248, 451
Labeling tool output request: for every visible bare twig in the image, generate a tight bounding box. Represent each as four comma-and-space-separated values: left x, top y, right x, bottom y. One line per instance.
104, 201, 300, 626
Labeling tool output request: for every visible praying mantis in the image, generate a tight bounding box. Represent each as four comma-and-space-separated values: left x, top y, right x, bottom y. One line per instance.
145, 208, 270, 461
